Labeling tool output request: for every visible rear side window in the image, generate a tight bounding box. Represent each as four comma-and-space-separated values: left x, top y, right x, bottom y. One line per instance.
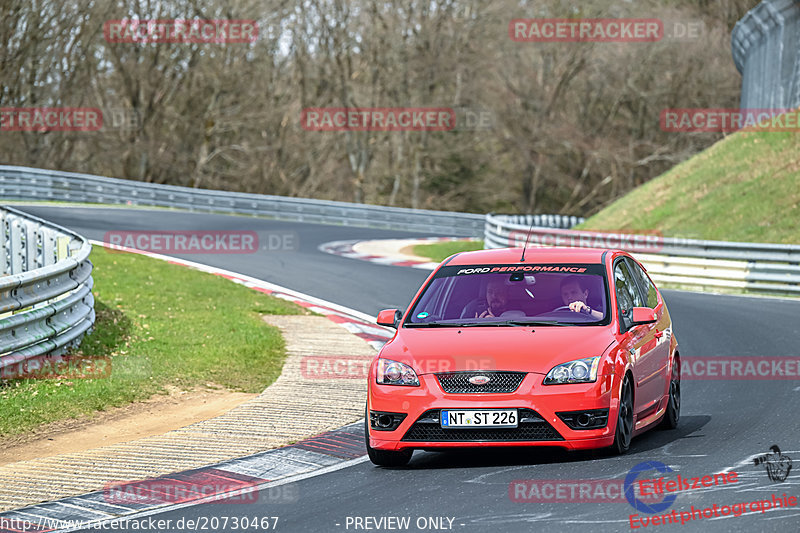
626, 258, 659, 308
614, 260, 643, 319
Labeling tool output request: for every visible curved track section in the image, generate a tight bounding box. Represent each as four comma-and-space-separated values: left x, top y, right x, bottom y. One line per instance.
10, 205, 800, 533
16, 206, 437, 315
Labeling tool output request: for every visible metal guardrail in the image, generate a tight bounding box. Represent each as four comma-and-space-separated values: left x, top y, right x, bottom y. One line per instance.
732, 0, 800, 110
0, 206, 95, 371
0, 165, 583, 238
487, 213, 584, 230
0, 165, 491, 237
485, 213, 800, 295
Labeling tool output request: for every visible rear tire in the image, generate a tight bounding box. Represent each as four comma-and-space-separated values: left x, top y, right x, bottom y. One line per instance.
610, 374, 633, 455
365, 411, 412, 467
659, 358, 680, 430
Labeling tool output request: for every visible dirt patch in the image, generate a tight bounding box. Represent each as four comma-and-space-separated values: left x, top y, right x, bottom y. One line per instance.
0, 385, 256, 466
398, 244, 433, 261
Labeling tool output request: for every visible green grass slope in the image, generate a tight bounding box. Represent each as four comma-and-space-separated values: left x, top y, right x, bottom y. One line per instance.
580, 132, 800, 244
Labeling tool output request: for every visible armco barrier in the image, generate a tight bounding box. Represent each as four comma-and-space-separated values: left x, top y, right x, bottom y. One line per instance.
0, 166, 487, 237
0, 206, 95, 371
3, 164, 796, 296
485, 213, 800, 295
0, 166, 582, 238
732, 0, 800, 111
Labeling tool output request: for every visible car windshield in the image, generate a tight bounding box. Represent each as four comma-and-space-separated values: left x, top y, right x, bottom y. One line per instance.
405, 263, 609, 327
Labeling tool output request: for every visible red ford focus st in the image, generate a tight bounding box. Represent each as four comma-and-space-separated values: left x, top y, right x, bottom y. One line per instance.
366, 247, 680, 466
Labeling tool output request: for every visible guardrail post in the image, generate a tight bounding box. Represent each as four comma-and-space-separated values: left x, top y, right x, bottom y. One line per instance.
0, 212, 8, 276
24, 221, 39, 272
42, 229, 56, 267
10, 218, 23, 275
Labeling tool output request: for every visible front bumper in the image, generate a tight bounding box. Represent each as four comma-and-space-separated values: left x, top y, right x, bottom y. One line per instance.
367, 372, 618, 451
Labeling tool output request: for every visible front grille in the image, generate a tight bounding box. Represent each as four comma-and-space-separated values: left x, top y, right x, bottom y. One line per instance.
435, 371, 526, 393
402, 409, 564, 442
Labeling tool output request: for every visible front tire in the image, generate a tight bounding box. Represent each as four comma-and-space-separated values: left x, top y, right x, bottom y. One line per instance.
659, 358, 680, 430
365, 411, 412, 467
610, 374, 633, 454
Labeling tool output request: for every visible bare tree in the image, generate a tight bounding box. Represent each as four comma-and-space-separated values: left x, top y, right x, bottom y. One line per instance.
0, 0, 748, 216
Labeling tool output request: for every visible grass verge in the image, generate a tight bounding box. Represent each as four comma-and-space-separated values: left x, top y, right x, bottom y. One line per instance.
0, 246, 307, 437
413, 240, 484, 262
579, 131, 800, 243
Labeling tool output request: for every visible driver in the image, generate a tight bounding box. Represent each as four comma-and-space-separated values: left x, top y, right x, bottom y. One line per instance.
559, 276, 603, 319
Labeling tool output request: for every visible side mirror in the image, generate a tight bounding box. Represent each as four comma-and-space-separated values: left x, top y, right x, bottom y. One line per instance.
377, 309, 402, 328
631, 307, 657, 325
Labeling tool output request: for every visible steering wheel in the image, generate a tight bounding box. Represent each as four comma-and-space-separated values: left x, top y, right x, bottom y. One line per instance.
551, 305, 575, 312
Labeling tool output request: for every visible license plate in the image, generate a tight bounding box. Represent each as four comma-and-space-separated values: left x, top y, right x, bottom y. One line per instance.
440, 409, 518, 428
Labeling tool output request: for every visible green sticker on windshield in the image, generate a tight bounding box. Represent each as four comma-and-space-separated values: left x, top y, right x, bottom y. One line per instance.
416, 312, 429, 319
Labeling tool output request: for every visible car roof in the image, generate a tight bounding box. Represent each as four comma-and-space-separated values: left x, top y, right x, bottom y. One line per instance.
446, 247, 611, 265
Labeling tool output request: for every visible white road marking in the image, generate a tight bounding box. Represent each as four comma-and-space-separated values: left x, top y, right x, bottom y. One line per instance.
56, 455, 371, 532
89, 240, 383, 324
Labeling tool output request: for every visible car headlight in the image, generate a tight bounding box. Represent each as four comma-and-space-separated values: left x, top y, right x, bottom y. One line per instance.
376, 359, 420, 386
544, 357, 600, 385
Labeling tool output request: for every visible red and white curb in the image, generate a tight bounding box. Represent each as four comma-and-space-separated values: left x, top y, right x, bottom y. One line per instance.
91, 241, 394, 351
318, 237, 476, 270
1, 425, 371, 533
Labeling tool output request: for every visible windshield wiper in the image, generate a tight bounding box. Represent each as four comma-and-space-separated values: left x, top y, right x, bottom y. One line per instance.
406, 320, 570, 328
406, 321, 519, 328
497, 320, 569, 327
405, 322, 464, 328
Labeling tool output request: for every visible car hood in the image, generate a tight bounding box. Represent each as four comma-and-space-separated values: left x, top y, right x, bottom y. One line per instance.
382, 326, 616, 375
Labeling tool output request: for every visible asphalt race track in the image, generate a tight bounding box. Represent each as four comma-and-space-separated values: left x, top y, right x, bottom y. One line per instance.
13, 205, 800, 533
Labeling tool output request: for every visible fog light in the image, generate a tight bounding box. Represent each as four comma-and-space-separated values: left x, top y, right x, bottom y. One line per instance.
556, 409, 609, 430
369, 411, 407, 431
